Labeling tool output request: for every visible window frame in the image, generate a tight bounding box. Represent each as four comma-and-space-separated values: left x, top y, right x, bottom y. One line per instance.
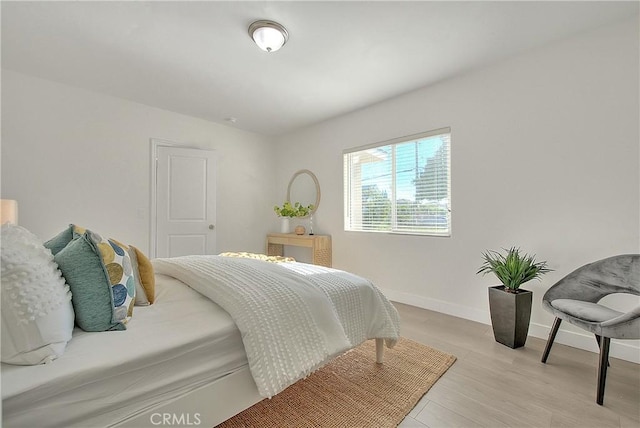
343, 127, 451, 237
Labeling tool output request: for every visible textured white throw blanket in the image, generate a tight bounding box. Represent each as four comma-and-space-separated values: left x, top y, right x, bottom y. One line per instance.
152, 255, 400, 397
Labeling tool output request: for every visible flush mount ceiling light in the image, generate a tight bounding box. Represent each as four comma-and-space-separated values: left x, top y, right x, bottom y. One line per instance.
248, 20, 289, 52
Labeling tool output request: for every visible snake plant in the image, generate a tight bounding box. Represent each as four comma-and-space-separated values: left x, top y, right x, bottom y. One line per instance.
477, 247, 551, 292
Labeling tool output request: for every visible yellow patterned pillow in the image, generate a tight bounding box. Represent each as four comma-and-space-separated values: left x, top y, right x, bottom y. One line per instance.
54, 230, 135, 331
45, 225, 155, 308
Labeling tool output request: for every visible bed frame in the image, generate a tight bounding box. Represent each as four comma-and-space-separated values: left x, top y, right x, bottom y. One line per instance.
116, 339, 385, 427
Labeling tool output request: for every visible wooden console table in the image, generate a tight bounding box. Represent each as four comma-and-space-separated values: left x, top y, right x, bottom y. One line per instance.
266, 233, 332, 267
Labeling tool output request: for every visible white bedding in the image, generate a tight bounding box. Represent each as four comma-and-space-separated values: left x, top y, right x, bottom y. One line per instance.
1, 274, 248, 428
153, 255, 401, 398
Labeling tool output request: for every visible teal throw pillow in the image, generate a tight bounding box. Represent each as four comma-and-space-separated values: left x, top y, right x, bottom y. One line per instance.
54, 231, 134, 332
43, 224, 86, 255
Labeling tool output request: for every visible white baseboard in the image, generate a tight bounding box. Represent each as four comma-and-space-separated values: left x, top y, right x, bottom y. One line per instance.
380, 288, 492, 325
381, 288, 640, 364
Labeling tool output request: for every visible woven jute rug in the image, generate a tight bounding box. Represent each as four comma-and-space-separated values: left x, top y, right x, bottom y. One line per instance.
217, 337, 456, 428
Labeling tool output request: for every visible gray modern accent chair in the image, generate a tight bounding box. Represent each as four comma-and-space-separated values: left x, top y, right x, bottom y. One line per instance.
540, 254, 640, 405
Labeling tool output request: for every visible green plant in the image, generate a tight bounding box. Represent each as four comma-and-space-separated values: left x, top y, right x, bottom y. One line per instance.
477, 246, 552, 292
273, 201, 314, 218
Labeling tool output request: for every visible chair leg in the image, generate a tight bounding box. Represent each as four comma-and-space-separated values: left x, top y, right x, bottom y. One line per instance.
541, 317, 562, 363
595, 335, 611, 367
596, 336, 611, 405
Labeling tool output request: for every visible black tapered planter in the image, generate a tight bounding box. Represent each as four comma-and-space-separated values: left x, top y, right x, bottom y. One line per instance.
488, 285, 533, 349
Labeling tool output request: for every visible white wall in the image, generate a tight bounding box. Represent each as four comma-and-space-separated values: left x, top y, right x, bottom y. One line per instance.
1, 70, 277, 254
274, 19, 640, 361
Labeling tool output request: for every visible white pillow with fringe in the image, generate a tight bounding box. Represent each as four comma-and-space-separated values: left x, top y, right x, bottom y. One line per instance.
1, 224, 74, 365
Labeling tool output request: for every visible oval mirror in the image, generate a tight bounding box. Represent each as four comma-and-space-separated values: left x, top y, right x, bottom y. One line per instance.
286, 169, 321, 217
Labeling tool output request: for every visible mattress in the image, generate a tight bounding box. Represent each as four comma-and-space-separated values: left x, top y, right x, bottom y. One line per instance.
1, 274, 248, 428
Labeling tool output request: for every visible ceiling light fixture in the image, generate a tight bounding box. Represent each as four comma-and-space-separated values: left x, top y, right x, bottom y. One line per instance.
248, 20, 289, 53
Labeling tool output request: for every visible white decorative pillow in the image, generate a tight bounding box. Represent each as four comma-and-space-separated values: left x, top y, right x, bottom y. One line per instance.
1, 224, 75, 365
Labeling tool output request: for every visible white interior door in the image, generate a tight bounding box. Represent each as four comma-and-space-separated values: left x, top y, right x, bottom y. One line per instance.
155, 145, 217, 258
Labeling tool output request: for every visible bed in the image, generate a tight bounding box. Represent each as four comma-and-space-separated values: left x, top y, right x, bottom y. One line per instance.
1, 225, 400, 427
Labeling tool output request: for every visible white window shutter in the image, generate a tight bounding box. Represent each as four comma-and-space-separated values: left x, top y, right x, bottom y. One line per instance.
344, 128, 451, 236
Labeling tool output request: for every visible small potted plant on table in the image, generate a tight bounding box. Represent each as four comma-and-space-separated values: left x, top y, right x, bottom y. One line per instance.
274, 201, 314, 234
477, 247, 551, 348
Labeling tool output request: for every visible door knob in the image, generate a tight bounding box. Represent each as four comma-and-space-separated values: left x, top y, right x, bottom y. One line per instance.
209, 224, 215, 230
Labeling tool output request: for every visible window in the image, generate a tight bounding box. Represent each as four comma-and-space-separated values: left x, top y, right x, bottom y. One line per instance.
343, 128, 451, 236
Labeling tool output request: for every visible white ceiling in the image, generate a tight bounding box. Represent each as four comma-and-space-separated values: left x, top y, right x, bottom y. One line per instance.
2, 1, 637, 137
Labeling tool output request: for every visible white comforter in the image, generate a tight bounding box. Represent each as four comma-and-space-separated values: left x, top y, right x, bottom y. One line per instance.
152, 255, 400, 397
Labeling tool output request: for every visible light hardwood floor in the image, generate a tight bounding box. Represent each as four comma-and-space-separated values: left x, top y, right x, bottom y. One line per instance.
394, 302, 640, 428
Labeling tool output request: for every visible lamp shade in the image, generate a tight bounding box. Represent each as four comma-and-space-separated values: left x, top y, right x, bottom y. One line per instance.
249, 20, 288, 52
0, 199, 18, 225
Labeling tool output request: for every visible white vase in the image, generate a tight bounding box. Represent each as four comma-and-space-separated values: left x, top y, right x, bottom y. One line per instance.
280, 217, 291, 233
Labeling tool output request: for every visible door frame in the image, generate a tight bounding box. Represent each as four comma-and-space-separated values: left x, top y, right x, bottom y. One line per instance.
150, 138, 177, 258
151, 138, 216, 258
150, 139, 219, 258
